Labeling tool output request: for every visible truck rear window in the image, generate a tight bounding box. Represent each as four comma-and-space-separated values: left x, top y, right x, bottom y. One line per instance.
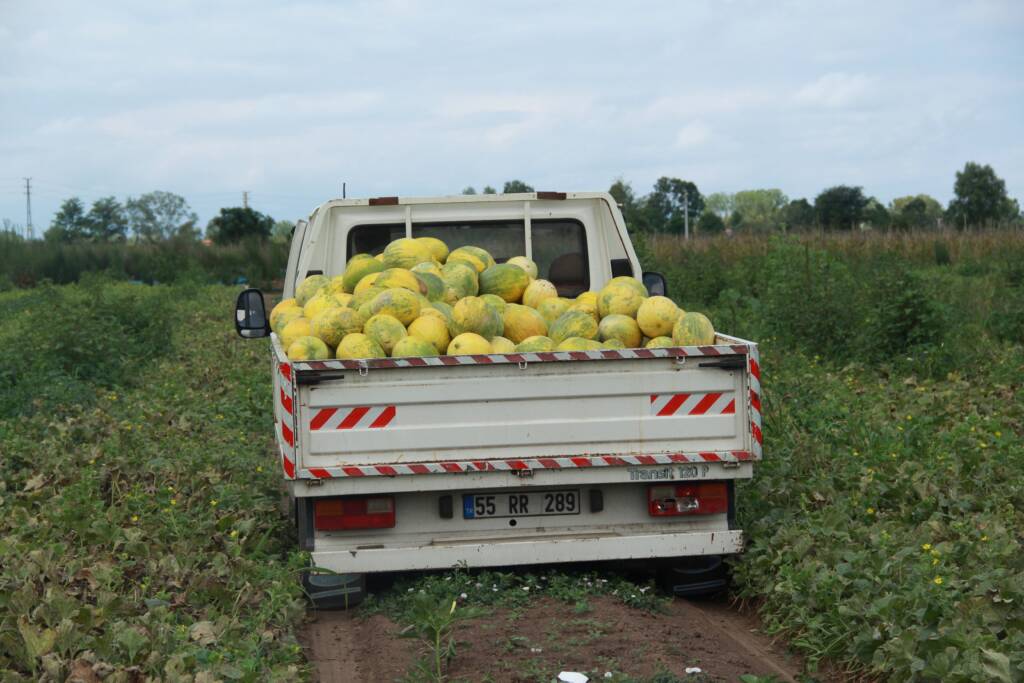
346, 219, 589, 296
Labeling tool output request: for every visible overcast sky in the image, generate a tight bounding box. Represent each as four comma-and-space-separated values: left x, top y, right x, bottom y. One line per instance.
2, 0, 1022, 233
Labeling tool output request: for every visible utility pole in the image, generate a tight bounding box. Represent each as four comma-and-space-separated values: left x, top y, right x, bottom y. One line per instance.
23, 178, 33, 240
683, 188, 690, 240
243, 191, 249, 209
342, 182, 346, 199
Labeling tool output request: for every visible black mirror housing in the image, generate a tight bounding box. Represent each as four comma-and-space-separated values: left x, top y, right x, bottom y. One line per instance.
642, 271, 668, 297
235, 288, 270, 338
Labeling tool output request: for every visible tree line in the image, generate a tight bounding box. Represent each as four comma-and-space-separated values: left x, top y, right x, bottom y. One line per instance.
606, 162, 1021, 236
39, 192, 293, 246
19, 161, 1021, 247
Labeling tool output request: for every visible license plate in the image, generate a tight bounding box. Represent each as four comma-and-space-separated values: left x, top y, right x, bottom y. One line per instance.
463, 489, 581, 519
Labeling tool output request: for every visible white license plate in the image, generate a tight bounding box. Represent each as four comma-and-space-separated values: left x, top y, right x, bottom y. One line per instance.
463, 489, 581, 519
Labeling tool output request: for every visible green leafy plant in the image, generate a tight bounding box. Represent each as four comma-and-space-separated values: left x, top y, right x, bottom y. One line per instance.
399, 593, 481, 682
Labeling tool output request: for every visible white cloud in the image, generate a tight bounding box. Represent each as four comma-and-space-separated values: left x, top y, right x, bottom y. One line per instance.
675, 121, 712, 149
794, 72, 874, 108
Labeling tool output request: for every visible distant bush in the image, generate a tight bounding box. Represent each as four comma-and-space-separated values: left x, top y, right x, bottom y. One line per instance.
0, 276, 174, 418
0, 234, 288, 289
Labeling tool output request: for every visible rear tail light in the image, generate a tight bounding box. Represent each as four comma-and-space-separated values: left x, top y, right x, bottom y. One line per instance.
648, 482, 728, 517
314, 496, 395, 530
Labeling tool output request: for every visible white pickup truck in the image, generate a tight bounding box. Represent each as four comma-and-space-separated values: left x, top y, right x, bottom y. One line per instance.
234, 191, 761, 608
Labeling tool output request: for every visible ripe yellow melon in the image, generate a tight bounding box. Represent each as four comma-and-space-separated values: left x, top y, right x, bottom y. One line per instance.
280, 317, 312, 350
447, 246, 494, 273
369, 288, 421, 325
411, 260, 444, 279
363, 314, 408, 355
556, 337, 603, 351
672, 311, 716, 346
271, 303, 304, 334
342, 258, 385, 293
645, 336, 675, 348
374, 268, 424, 294
537, 297, 572, 324
451, 296, 503, 338
549, 310, 598, 343
601, 339, 626, 349
353, 271, 382, 294
598, 314, 642, 348
447, 332, 492, 355
416, 237, 450, 263
441, 261, 479, 298
391, 336, 438, 357
336, 333, 386, 359
489, 336, 516, 353
286, 336, 331, 361
597, 283, 644, 318
408, 315, 451, 353
636, 296, 681, 338
506, 256, 539, 279
502, 303, 548, 344
515, 335, 555, 352
311, 307, 366, 347
295, 275, 329, 306
383, 238, 434, 270
607, 276, 648, 297
522, 279, 558, 309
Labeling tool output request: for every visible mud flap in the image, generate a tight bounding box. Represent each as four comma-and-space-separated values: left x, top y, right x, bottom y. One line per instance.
301, 569, 366, 610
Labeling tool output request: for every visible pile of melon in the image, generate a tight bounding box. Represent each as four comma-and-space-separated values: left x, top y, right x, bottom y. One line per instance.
269, 237, 716, 361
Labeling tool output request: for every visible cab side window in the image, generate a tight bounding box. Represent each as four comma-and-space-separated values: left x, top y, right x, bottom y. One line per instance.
532, 219, 589, 297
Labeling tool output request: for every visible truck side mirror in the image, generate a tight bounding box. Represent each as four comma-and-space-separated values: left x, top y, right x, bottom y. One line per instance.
643, 272, 668, 297
235, 288, 270, 338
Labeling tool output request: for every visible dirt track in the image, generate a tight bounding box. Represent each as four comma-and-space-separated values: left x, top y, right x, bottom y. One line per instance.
302, 595, 803, 682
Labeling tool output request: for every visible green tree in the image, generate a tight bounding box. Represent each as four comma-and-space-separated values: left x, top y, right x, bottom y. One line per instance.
609, 178, 649, 233
891, 198, 931, 230
696, 211, 725, 236
125, 191, 198, 243
781, 198, 815, 231
643, 177, 704, 234
704, 192, 734, 219
206, 207, 274, 245
862, 198, 890, 230
84, 197, 128, 242
271, 219, 294, 245
947, 162, 1015, 229
502, 180, 534, 193
45, 197, 90, 243
482, 186, 497, 195
461, 186, 477, 195
814, 185, 867, 231
733, 189, 789, 231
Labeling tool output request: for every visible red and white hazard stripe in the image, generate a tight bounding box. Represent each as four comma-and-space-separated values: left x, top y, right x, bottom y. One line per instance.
748, 344, 762, 459
287, 342, 751, 373
277, 359, 297, 479
650, 392, 735, 417
309, 405, 396, 431
297, 450, 754, 479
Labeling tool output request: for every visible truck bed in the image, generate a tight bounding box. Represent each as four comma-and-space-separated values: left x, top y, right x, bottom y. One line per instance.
272, 334, 761, 493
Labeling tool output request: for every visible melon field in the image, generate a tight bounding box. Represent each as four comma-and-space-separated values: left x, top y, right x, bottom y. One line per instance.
0, 231, 1022, 681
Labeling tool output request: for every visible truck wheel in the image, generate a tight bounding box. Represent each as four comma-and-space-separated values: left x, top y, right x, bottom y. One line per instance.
657, 555, 729, 598
301, 568, 366, 610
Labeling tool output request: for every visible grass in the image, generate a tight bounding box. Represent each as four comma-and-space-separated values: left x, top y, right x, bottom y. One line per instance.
0, 279, 308, 680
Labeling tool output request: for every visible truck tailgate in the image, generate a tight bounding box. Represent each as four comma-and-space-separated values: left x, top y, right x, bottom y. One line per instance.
273, 336, 761, 481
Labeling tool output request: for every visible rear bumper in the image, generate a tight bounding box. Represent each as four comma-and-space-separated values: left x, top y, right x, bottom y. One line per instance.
311, 529, 743, 574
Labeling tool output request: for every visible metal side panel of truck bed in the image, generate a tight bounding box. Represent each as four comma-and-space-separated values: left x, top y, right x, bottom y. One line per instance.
271, 333, 761, 496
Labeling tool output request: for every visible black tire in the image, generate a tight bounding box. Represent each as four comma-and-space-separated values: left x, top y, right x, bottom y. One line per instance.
657, 555, 729, 598
301, 568, 367, 610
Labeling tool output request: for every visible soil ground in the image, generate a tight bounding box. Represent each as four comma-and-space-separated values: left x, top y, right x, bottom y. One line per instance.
302, 594, 804, 682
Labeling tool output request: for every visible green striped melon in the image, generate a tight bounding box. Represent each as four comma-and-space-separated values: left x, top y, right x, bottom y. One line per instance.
271, 304, 304, 334
363, 314, 408, 355
391, 336, 438, 357
447, 245, 494, 273
645, 336, 675, 349
672, 311, 716, 346
597, 282, 644, 318
522, 279, 557, 308
480, 293, 507, 315
280, 317, 313, 350
548, 310, 599, 344
451, 296, 503, 338
601, 339, 626, 349
374, 268, 424, 294
411, 261, 444, 279
342, 258, 385, 293
441, 261, 479, 298
369, 288, 421, 325
607, 276, 648, 297
537, 297, 572, 324
479, 263, 530, 303
408, 315, 450, 353
414, 272, 445, 301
